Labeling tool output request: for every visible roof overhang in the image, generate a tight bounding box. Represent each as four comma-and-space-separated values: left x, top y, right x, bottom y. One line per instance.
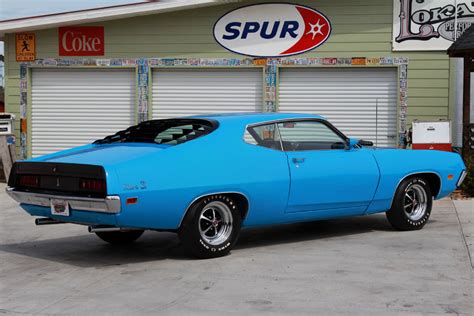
0, 0, 230, 38
447, 24, 474, 58
448, 49, 474, 58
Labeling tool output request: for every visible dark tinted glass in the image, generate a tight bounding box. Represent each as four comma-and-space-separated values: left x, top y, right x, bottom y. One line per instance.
94, 119, 218, 145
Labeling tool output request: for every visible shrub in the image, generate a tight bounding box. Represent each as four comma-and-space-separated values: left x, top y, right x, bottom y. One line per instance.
461, 155, 474, 197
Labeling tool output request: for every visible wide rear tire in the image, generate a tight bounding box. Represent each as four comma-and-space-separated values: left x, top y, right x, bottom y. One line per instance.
179, 195, 242, 259
386, 177, 432, 231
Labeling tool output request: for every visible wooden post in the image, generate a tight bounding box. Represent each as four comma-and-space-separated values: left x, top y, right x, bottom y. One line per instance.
0, 135, 16, 181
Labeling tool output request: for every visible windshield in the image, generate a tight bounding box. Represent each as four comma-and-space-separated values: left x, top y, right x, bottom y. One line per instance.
93, 119, 218, 145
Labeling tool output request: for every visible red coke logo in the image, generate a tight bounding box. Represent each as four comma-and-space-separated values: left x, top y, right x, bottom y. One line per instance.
59, 27, 104, 56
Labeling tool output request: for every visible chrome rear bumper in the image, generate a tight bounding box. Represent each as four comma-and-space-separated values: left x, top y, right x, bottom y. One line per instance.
6, 187, 121, 214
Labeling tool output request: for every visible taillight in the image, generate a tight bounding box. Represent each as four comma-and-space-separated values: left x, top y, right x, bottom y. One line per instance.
18, 175, 39, 187
79, 179, 106, 192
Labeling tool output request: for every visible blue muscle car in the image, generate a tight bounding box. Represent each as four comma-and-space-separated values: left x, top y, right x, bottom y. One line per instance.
6, 113, 467, 258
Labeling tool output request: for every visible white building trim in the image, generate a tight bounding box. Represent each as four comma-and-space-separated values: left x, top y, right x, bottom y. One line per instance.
0, 0, 231, 38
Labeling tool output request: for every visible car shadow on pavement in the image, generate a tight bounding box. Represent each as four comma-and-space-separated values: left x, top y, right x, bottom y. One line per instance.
0, 232, 185, 268
0, 214, 394, 267
236, 213, 393, 250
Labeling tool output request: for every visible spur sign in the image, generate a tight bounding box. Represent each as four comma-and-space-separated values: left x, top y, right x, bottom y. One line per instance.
213, 3, 331, 57
393, 0, 474, 51
59, 27, 104, 56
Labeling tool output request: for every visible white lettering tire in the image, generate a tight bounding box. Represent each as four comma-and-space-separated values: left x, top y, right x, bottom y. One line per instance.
179, 195, 242, 259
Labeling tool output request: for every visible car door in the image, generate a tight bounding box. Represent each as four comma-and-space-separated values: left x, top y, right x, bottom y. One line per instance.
277, 119, 379, 215
240, 122, 292, 226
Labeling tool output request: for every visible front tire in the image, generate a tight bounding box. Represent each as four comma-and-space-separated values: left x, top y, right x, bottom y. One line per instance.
179, 195, 242, 259
386, 177, 432, 230
95, 230, 144, 244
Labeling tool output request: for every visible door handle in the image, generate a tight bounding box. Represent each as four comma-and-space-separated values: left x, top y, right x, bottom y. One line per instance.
292, 157, 305, 164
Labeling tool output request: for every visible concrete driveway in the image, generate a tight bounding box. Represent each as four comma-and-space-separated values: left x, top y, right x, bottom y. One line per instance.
0, 183, 472, 315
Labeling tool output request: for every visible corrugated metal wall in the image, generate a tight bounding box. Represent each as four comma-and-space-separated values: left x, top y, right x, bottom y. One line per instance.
278, 68, 398, 147
152, 69, 263, 119
31, 69, 135, 156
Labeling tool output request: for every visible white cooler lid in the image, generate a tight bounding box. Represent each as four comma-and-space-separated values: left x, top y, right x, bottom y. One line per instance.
412, 121, 451, 144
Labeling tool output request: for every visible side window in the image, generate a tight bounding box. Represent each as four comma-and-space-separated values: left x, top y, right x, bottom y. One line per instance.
244, 123, 282, 150
277, 121, 346, 151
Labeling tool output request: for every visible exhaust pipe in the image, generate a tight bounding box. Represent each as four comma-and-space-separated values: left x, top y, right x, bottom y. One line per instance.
88, 225, 123, 233
35, 218, 65, 225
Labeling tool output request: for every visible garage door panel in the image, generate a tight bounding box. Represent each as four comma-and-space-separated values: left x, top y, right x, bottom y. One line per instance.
31, 69, 135, 157
155, 108, 255, 113
279, 68, 398, 147
282, 72, 395, 79
154, 101, 262, 106
152, 69, 263, 119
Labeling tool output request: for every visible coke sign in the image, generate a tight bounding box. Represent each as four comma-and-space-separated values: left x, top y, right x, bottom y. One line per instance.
59, 27, 104, 56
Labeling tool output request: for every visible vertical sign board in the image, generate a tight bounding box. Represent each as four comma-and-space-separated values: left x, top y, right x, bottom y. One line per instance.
59, 26, 105, 56
393, 0, 474, 51
16, 33, 36, 62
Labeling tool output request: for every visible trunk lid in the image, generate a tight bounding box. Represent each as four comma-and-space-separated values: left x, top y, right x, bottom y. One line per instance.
39, 143, 170, 167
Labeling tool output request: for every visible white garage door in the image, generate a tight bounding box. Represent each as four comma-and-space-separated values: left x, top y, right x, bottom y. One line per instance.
279, 68, 398, 147
152, 69, 263, 119
31, 69, 135, 157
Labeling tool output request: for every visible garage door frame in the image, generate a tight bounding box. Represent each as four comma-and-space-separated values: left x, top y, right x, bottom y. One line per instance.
27, 66, 138, 158
276, 65, 401, 147
149, 66, 266, 120
18, 57, 409, 159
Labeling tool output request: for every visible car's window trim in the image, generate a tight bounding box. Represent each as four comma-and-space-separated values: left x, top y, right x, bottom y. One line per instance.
275, 119, 348, 152
244, 122, 283, 151
247, 126, 263, 144
246, 118, 349, 150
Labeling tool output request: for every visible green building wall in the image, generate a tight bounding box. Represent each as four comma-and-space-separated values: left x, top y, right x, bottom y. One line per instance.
4, 0, 454, 155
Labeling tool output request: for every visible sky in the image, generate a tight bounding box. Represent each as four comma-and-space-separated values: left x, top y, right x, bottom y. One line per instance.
0, 0, 144, 84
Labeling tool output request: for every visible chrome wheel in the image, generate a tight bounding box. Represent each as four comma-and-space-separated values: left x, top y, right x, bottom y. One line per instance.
198, 201, 233, 246
403, 183, 428, 221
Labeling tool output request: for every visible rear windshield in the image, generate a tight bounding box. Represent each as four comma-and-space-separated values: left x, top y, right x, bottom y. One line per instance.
93, 119, 218, 145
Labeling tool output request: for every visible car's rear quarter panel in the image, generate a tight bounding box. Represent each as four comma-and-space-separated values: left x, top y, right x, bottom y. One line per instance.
112, 123, 291, 230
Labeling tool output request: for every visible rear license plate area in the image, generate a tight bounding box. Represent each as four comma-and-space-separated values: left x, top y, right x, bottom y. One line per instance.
51, 199, 70, 216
